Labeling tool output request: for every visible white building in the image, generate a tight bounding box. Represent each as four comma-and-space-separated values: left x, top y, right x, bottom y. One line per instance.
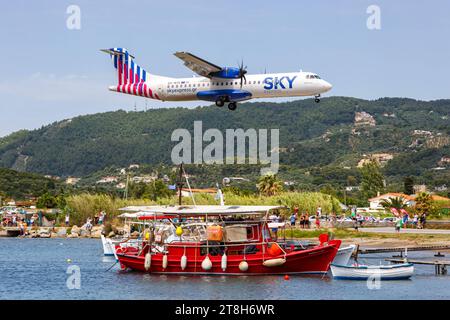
368, 193, 414, 210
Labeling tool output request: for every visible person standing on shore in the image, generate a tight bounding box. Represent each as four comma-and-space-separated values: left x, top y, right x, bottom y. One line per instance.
402, 211, 409, 228
65, 213, 70, 226
315, 214, 321, 229
305, 213, 310, 229
299, 214, 305, 229
395, 217, 404, 233
413, 214, 418, 228
98, 211, 105, 225
290, 212, 296, 227
421, 213, 427, 229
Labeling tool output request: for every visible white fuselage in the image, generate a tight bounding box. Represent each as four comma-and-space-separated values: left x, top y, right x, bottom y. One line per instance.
109, 71, 332, 102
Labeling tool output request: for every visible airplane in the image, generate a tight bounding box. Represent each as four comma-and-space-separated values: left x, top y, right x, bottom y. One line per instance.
101, 48, 332, 111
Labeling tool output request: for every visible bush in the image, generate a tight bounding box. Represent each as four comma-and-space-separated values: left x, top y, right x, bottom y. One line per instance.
64, 191, 342, 225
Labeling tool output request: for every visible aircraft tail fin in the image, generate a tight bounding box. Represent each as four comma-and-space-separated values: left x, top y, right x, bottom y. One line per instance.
101, 48, 159, 99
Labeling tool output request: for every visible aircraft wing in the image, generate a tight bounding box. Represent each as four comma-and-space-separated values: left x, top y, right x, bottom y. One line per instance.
174, 52, 222, 78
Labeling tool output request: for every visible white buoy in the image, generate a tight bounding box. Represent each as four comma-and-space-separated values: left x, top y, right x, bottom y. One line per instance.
221, 253, 227, 271
162, 254, 168, 269
239, 261, 249, 272
201, 256, 212, 271
144, 253, 151, 271
181, 255, 187, 270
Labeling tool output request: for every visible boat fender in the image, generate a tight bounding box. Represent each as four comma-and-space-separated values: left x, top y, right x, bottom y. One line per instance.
181, 255, 187, 270
262, 258, 286, 267
176, 226, 183, 237
221, 253, 227, 271
202, 256, 212, 271
162, 254, 168, 269
144, 253, 151, 271
239, 261, 249, 272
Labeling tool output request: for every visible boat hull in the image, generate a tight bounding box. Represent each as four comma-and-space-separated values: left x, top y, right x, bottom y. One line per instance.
330, 263, 414, 280
332, 244, 356, 266
101, 235, 117, 257
117, 240, 341, 275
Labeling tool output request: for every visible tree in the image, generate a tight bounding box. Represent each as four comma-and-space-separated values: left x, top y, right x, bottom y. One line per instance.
380, 197, 408, 211
257, 174, 283, 196
142, 180, 174, 201
414, 192, 434, 216
360, 160, 385, 200
36, 192, 57, 209
403, 176, 414, 195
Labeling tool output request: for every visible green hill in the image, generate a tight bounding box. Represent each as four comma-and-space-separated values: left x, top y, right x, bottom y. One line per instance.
0, 168, 59, 200
0, 97, 449, 190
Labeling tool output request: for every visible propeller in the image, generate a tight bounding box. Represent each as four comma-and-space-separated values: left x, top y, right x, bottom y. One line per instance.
238, 59, 247, 88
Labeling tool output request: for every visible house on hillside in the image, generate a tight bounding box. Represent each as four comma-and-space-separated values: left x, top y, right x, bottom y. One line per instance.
65, 177, 81, 185
413, 184, 427, 193
96, 176, 119, 184
357, 153, 394, 168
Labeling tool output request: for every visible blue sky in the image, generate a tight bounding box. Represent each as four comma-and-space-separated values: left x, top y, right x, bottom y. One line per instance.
1, 0, 449, 137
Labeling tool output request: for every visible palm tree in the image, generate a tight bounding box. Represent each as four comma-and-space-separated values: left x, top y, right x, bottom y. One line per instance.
380, 197, 408, 211
414, 192, 433, 216
257, 174, 283, 196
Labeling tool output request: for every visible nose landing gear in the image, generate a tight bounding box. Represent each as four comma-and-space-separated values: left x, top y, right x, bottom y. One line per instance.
314, 94, 321, 103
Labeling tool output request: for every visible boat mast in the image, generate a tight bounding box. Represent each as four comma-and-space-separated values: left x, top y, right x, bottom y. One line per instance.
177, 163, 184, 206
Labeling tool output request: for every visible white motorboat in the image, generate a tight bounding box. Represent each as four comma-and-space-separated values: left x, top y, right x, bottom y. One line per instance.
332, 244, 356, 266
101, 234, 118, 258
330, 263, 414, 280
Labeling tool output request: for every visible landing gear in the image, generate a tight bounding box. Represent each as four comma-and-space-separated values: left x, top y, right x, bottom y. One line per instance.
314, 94, 321, 103
215, 98, 225, 107
228, 102, 237, 111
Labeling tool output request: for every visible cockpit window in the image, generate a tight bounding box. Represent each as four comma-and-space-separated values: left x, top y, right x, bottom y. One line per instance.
307, 74, 321, 79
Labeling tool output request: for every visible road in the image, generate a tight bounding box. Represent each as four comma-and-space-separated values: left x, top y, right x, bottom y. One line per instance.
357, 227, 450, 235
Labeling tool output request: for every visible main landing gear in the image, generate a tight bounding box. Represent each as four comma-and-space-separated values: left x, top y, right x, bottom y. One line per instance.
215, 98, 225, 107
228, 102, 237, 111
215, 98, 237, 111
315, 94, 321, 103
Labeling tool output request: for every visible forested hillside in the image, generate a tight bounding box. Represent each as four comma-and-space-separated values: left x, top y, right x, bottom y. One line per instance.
0, 97, 449, 189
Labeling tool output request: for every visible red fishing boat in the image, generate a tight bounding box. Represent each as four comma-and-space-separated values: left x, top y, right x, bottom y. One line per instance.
115, 205, 341, 275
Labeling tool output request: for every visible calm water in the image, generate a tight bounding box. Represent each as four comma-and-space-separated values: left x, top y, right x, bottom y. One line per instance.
0, 238, 449, 300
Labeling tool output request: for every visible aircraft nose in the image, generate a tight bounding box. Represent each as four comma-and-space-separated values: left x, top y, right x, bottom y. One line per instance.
322, 80, 332, 92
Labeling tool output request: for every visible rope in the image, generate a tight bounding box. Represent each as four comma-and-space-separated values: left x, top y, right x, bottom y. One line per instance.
105, 260, 119, 272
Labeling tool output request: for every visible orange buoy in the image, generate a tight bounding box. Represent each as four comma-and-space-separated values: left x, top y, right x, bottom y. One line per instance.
284, 274, 290, 280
